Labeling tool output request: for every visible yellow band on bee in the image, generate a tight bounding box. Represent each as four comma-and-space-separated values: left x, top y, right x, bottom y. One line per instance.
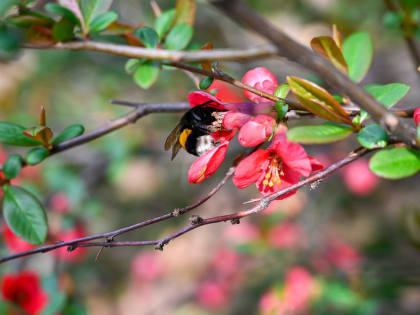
179, 128, 192, 150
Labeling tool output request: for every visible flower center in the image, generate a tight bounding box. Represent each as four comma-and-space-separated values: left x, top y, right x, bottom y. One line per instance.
209, 111, 227, 132
262, 157, 284, 188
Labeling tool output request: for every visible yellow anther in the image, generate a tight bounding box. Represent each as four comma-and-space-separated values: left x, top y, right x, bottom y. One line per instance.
265, 173, 271, 179
268, 181, 274, 187
263, 179, 269, 186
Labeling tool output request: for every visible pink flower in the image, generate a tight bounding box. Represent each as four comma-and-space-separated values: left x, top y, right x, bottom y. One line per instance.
259, 289, 283, 314
1, 271, 48, 315
188, 140, 230, 183
188, 90, 227, 111
3, 224, 35, 253
208, 80, 245, 103
238, 114, 276, 147
341, 159, 378, 195
267, 222, 304, 249
211, 248, 241, 276
131, 252, 164, 281
242, 67, 278, 104
283, 267, 316, 312
233, 127, 323, 199
196, 281, 229, 309
414, 108, 420, 126
324, 240, 361, 273
223, 221, 259, 244
54, 225, 88, 262
50, 193, 70, 213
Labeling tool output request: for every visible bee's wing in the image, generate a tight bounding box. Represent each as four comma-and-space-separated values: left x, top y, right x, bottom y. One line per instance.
164, 123, 182, 151
171, 141, 182, 160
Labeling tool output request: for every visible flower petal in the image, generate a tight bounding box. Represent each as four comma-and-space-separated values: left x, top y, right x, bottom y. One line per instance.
188, 142, 229, 184
211, 129, 236, 142
241, 67, 278, 104
188, 91, 226, 110
238, 114, 275, 147
257, 164, 300, 200
308, 156, 324, 172
223, 111, 251, 130
233, 149, 269, 188
271, 130, 312, 177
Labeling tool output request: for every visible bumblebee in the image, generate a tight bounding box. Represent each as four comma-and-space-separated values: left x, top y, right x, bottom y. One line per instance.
165, 101, 226, 160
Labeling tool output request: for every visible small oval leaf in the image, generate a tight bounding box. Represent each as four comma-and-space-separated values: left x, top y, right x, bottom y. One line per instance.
369, 147, 420, 179
45, 3, 81, 26
164, 23, 193, 50
52, 124, 85, 145
199, 76, 214, 90
357, 124, 388, 149
135, 26, 159, 48
0, 122, 42, 146
89, 11, 118, 33
2, 185, 48, 244
26, 147, 49, 165
311, 36, 348, 74
287, 123, 354, 144
364, 83, 410, 108
133, 61, 160, 89
342, 32, 373, 82
154, 9, 175, 38
3, 154, 22, 179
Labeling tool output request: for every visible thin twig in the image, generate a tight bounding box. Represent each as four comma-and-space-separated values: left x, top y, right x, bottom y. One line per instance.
23, 41, 279, 62
0, 167, 235, 263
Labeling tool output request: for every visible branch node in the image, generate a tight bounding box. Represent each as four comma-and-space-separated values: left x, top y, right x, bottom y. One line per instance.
172, 208, 181, 217
67, 244, 77, 252
231, 218, 240, 225
155, 240, 167, 251
189, 215, 203, 225
310, 179, 323, 190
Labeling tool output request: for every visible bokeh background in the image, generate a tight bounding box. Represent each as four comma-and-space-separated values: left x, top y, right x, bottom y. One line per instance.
1, 0, 420, 314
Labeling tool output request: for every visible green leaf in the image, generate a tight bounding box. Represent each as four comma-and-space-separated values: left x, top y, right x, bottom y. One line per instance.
133, 61, 160, 89
287, 123, 354, 144
125, 58, 142, 74
52, 124, 85, 145
0, 122, 42, 146
342, 32, 373, 82
135, 26, 159, 48
52, 17, 75, 42
274, 101, 288, 120
274, 83, 290, 99
6, 14, 53, 28
369, 147, 420, 179
287, 76, 352, 125
89, 11, 118, 33
199, 76, 214, 90
3, 154, 22, 179
2, 185, 48, 244
364, 83, 410, 108
45, 3, 81, 26
164, 23, 193, 50
80, 0, 113, 32
357, 124, 388, 149
154, 9, 175, 38
26, 147, 49, 165
311, 36, 348, 74
0, 0, 19, 18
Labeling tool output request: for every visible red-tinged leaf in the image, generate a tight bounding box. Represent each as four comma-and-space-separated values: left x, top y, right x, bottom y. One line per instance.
58, 0, 85, 31
287, 76, 353, 125
103, 20, 136, 35
24, 25, 56, 44
200, 42, 213, 72
311, 36, 348, 74
174, 0, 197, 26
24, 126, 53, 148
332, 24, 343, 49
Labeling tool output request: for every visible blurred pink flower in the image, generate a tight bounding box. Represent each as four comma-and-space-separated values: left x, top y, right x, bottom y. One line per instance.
196, 281, 229, 309
267, 222, 304, 249
414, 108, 420, 126
54, 225, 88, 262
131, 251, 164, 282
211, 248, 241, 276
282, 267, 316, 313
341, 159, 379, 195
324, 239, 361, 273
3, 224, 35, 253
50, 193, 70, 213
242, 67, 278, 104
223, 221, 259, 244
259, 289, 283, 314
